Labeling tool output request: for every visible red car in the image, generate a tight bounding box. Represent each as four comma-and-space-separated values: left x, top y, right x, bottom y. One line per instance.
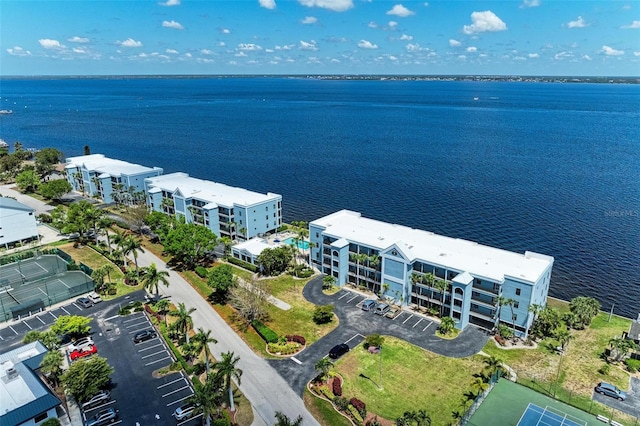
70, 345, 97, 361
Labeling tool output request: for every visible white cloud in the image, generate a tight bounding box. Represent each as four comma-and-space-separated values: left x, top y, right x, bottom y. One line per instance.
6, 46, 31, 56
399, 34, 413, 41
298, 0, 354, 12
68, 36, 89, 43
162, 20, 184, 30
583, 54, 592, 60
72, 47, 88, 54
302, 16, 318, 24
528, 53, 539, 58
299, 40, 318, 51
621, 20, 640, 29
166, 48, 179, 54
405, 43, 427, 52
357, 40, 378, 49
259, 0, 276, 9
567, 16, 588, 28
275, 44, 295, 50
466, 46, 477, 52
235, 51, 247, 57
159, 0, 180, 6
39, 39, 65, 49
449, 39, 461, 47
368, 21, 378, 29
600, 45, 624, 56
554, 51, 572, 60
387, 4, 414, 17
388, 55, 398, 61
201, 49, 213, 55
238, 43, 262, 51
221, 28, 231, 34
218, 42, 226, 47
463, 11, 507, 34
635, 51, 640, 57
119, 38, 143, 48
388, 21, 398, 28
520, 0, 540, 8
184, 52, 192, 58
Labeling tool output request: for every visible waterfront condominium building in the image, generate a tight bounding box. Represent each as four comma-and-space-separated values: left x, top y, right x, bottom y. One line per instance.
145, 172, 282, 241
65, 154, 163, 204
309, 210, 554, 337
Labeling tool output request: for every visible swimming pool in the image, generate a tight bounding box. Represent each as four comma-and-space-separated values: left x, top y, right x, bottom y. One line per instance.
282, 237, 310, 250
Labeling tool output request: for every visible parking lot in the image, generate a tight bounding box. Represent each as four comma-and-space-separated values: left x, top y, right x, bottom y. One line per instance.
592, 378, 640, 420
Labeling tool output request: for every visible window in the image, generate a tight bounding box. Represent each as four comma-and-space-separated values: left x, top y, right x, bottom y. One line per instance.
512, 314, 518, 321
266, 215, 269, 220
316, 232, 319, 238
266, 206, 268, 211
515, 288, 521, 296
514, 301, 519, 309
34, 413, 48, 422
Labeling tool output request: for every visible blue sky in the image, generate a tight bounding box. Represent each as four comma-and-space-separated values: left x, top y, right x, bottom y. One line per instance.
1, 0, 639, 76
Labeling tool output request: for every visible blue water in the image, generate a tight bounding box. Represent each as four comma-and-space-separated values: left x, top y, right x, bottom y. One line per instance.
1, 78, 638, 317
283, 237, 310, 250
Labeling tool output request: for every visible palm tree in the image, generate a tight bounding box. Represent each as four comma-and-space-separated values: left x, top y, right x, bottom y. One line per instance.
505, 298, 518, 338
423, 272, 436, 310
189, 375, 223, 426
96, 216, 115, 253
483, 355, 503, 380
169, 302, 196, 343
220, 236, 233, 258
101, 264, 115, 287
91, 268, 106, 294
526, 303, 544, 338
192, 327, 218, 376
555, 328, 574, 351
314, 357, 333, 383
470, 377, 489, 395
495, 295, 508, 329
434, 279, 449, 317
140, 263, 170, 298
274, 411, 303, 426
214, 351, 243, 412
40, 350, 64, 387
112, 229, 127, 266
155, 298, 171, 326
439, 316, 456, 335
121, 235, 145, 277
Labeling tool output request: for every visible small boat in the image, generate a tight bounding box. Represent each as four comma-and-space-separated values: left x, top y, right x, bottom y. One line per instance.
473, 97, 479, 101
0, 109, 13, 114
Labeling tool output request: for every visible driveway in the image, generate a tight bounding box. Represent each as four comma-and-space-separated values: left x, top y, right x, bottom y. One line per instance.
593, 377, 640, 419
0, 184, 54, 215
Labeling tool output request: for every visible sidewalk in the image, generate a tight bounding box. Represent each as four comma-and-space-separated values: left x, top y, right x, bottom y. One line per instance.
0, 184, 54, 215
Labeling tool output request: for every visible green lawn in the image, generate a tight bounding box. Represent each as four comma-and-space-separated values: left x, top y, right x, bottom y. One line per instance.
304, 388, 351, 426
334, 336, 486, 425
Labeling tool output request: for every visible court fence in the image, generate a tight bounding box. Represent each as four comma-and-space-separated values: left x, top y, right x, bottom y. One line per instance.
460, 371, 501, 425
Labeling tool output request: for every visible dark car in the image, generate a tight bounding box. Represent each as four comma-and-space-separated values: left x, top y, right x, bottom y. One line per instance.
595, 382, 627, 401
361, 299, 377, 311
133, 329, 157, 344
76, 297, 93, 308
86, 408, 118, 426
329, 343, 349, 359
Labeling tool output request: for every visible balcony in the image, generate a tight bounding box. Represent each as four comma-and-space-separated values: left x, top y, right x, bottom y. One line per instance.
469, 308, 496, 322
472, 284, 500, 296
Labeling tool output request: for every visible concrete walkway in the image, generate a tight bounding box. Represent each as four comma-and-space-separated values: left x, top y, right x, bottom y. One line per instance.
0, 184, 54, 215
132, 249, 319, 426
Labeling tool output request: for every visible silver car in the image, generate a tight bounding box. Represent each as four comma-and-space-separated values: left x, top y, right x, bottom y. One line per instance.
81, 390, 110, 410
68, 337, 94, 352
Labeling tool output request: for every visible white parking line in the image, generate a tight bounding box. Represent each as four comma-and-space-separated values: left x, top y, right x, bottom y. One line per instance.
72, 303, 81, 310
402, 315, 413, 324
177, 413, 203, 425
158, 377, 186, 389
393, 312, 404, 321
422, 322, 433, 332
344, 333, 365, 346
49, 311, 57, 319
9, 326, 18, 335
60, 306, 70, 314
338, 292, 350, 300
129, 326, 153, 334
291, 357, 302, 365
138, 343, 162, 352
35, 315, 46, 324
145, 356, 171, 366
23, 320, 33, 329
83, 400, 116, 413
122, 314, 144, 323
126, 321, 150, 330
162, 385, 190, 398
413, 318, 423, 328
346, 295, 359, 303
141, 350, 167, 359
104, 314, 119, 321
0, 335, 4, 341
167, 394, 194, 407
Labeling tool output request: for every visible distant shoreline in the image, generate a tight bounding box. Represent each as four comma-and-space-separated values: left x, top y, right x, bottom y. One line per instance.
0, 74, 638, 84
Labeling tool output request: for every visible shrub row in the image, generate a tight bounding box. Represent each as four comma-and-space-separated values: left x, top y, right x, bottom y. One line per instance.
227, 256, 259, 273
332, 377, 342, 396
195, 266, 208, 278
88, 243, 123, 266
320, 387, 334, 401
144, 304, 163, 323
285, 335, 306, 345
350, 397, 366, 417
348, 405, 364, 425
626, 358, 640, 373
251, 320, 278, 343
267, 341, 301, 355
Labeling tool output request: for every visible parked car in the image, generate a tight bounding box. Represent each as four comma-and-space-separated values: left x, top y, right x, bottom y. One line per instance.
70, 345, 97, 361
361, 299, 377, 311
87, 291, 103, 303
76, 297, 93, 308
68, 337, 94, 352
595, 382, 627, 401
81, 390, 110, 410
86, 408, 118, 426
172, 403, 196, 420
374, 303, 391, 315
133, 329, 157, 344
329, 343, 349, 359
385, 307, 400, 318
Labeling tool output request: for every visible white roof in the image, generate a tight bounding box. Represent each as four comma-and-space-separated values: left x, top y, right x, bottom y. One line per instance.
0, 342, 48, 414
145, 172, 281, 208
311, 210, 553, 284
65, 154, 160, 176
233, 238, 271, 257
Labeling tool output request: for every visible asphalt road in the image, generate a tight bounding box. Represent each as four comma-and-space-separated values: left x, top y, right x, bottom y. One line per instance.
593, 377, 640, 420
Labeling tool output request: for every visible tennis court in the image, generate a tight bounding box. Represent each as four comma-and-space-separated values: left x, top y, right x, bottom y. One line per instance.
467, 379, 599, 426
517, 403, 587, 426
0, 255, 94, 321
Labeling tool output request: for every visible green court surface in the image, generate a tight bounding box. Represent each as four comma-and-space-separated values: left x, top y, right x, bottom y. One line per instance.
468, 379, 599, 426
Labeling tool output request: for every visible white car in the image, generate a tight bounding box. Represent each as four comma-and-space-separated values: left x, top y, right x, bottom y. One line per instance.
68, 336, 94, 352
172, 403, 196, 420
87, 291, 103, 303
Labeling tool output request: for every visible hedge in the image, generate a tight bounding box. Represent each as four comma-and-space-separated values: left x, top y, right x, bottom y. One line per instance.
251, 320, 278, 343
332, 377, 342, 396
348, 405, 364, 425
320, 386, 335, 401
195, 266, 208, 278
626, 358, 640, 373
350, 397, 366, 417
227, 256, 259, 273
286, 335, 306, 345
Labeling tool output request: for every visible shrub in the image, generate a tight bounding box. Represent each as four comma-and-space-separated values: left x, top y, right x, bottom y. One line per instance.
144, 304, 163, 323
599, 363, 611, 375
212, 410, 231, 426
332, 377, 342, 396
494, 335, 505, 346
313, 305, 334, 324
348, 405, 364, 425
333, 396, 349, 411
350, 397, 366, 417
227, 256, 259, 273
277, 225, 288, 232
285, 335, 306, 345
366, 416, 382, 426
251, 320, 278, 343
320, 386, 334, 401
195, 266, 208, 278
267, 341, 300, 355
626, 358, 640, 373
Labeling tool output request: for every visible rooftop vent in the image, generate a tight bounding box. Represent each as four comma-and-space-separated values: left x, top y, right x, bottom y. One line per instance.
6, 368, 18, 380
